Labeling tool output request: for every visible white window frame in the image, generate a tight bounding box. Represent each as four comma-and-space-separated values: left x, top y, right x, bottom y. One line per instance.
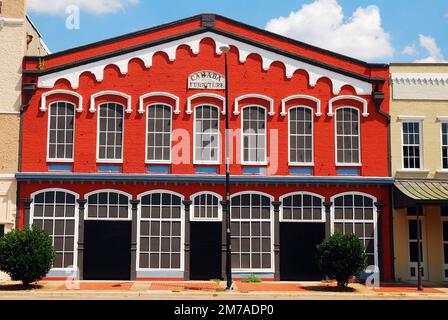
193, 104, 221, 165
400, 120, 424, 171
40, 90, 83, 112
441, 121, 448, 171
30, 188, 79, 273
279, 192, 325, 223
288, 106, 315, 166
190, 191, 222, 222
334, 106, 362, 167
46, 101, 76, 163
330, 192, 378, 268
407, 215, 428, 281
136, 190, 185, 272
241, 105, 268, 166
84, 189, 132, 221
230, 191, 274, 273
96, 102, 125, 164
145, 103, 173, 164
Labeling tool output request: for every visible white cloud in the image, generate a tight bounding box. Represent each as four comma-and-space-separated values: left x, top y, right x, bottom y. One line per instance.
27, 0, 139, 15
402, 44, 417, 56
414, 34, 446, 63
265, 0, 394, 61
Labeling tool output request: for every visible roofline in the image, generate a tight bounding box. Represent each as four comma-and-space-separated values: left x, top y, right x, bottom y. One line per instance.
25, 13, 388, 69
23, 27, 385, 85
391, 63, 448, 66
26, 15, 51, 54
16, 172, 394, 185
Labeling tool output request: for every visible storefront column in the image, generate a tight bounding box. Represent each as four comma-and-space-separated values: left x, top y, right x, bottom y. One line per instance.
323, 202, 332, 238
272, 201, 281, 281
183, 200, 192, 280
22, 198, 33, 227
76, 199, 87, 280
130, 199, 140, 280
375, 202, 384, 275
220, 200, 228, 280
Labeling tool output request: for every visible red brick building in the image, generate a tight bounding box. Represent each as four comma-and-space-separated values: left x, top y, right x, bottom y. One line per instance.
19, 14, 392, 281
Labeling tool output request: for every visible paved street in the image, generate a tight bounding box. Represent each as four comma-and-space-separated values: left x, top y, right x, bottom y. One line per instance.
0, 281, 447, 300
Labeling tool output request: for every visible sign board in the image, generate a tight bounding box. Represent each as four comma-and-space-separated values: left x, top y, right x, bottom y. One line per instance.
188, 70, 225, 90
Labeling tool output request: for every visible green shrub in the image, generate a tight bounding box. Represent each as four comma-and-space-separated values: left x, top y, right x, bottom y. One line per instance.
316, 233, 367, 288
240, 274, 262, 283
0, 226, 55, 286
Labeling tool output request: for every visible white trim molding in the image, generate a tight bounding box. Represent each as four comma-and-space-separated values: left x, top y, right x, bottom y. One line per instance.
437, 116, 448, 122
36, 32, 372, 94
0, 17, 24, 30
391, 73, 448, 100
187, 93, 225, 115
328, 95, 369, 117
235, 94, 274, 116
40, 90, 83, 112
397, 115, 426, 121
139, 92, 180, 114
90, 91, 132, 113
281, 95, 322, 117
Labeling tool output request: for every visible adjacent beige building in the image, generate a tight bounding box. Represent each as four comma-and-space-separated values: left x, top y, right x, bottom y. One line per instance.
391, 64, 448, 283
0, 0, 47, 240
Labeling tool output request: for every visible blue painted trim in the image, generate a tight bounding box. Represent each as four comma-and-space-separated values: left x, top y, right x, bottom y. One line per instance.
233, 273, 274, 279
16, 172, 395, 185
136, 271, 184, 278
195, 166, 218, 174
48, 164, 73, 172
147, 165, 170, 174
243, 167, 266, 175
337, 168, 360, 176
290, 167, 313, 175
98, 165, 121, 173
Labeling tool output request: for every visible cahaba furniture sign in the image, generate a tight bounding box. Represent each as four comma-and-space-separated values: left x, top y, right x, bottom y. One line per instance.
188, 70, 225, 90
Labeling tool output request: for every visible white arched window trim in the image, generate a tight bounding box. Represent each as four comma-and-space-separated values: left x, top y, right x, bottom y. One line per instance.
281, 95, 322, 117
84, 189, 132, 221
328, 95, 369, 118
193, 104, 221, 165
187, 93, 226, 115
190, 191, 223, 222
145, 103, 173, 164
279, 191, 326, 223
241, 105, 268, 166
90, 91, 132, 113
288, 105, 315, 166
136, 190, 185, 272
334, 106, 362, 166
139, 92, 180, 114
30, 188, 80, 272
330, 191, 378, 267
234, 94, 275, 116
40, 90, 83, 112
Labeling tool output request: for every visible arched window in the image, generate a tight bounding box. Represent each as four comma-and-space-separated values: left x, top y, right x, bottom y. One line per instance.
146, 104, 172, 163
281, 193, 324, 222
31, 189, 78, 269
289, 107, 313, 165
194, 105, 220, 164
48, 102, 75, 161
230, 192, 272, 271
97, 103, 124, 161
138, 191, 183, 270
335, 107, 360, 165
86, 190, 130, 220
332, 193, 377, 266
242, 106, 267, 164
191, 192, 221, 221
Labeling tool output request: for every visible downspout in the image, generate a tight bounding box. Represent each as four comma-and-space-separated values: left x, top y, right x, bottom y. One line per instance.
372, 86, 395, 280
15, 82, 36, 229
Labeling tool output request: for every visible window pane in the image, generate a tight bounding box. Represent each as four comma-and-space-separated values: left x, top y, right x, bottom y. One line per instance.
147, 104, 172, 161
98, 103, 124, 160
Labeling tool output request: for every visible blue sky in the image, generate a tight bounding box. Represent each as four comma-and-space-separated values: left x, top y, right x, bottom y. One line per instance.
27, 0, 448, 63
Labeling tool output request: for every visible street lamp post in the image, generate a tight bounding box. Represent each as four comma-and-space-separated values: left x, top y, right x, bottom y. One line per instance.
220, 45, 232, 290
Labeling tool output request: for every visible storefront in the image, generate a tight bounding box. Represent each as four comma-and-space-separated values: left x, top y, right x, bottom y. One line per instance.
19, 14, 392, 281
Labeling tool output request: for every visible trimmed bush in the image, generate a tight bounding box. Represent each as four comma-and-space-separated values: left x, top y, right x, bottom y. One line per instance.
0, 226, 55, 286
316, 233, 367, 288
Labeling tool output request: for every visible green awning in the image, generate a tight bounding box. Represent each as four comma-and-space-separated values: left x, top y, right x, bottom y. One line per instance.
394, 180, 448, 208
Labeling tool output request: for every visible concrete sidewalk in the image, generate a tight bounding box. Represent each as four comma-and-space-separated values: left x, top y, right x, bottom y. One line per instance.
0, 280, 447, 300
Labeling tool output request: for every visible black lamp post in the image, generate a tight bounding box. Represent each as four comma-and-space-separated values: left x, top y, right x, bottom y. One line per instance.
220, 45, 232, 290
